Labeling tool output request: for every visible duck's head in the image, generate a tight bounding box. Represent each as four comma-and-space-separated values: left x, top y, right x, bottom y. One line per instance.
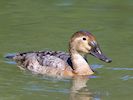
69, 30, 112, 63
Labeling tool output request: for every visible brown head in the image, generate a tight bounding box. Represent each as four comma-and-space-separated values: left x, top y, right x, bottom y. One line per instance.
69, 30, 112, 63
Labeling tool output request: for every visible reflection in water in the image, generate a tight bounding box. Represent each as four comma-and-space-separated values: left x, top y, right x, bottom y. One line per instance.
70, 76, 100, 100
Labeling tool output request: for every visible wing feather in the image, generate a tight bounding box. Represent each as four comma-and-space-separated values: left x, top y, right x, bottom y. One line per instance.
13, 51, 72, 70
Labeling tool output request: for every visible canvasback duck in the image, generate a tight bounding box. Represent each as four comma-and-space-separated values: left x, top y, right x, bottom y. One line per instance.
6, 31, 112, 77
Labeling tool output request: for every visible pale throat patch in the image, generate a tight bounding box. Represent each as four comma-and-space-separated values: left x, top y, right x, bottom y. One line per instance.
72, 53, 89, 68
72, 53, 94, 75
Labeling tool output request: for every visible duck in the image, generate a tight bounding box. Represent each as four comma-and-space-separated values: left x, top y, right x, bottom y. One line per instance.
6, 30, 112, 77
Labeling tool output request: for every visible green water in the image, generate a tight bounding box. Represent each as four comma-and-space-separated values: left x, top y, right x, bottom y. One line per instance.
0, 0, 133, 100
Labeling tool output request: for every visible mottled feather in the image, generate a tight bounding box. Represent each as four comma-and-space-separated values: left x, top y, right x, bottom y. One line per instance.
13, 51, 73, 73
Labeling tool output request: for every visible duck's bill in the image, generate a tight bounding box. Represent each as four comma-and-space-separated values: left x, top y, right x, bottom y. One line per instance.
89, 45, 112, 63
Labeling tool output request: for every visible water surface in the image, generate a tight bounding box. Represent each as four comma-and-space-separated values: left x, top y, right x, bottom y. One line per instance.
0, 0, 133, 100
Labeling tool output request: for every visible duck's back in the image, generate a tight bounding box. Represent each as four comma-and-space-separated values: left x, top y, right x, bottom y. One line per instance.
7, 51, 73, 75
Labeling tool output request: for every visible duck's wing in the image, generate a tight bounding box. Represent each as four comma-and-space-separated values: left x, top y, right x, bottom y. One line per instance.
10, 51, 72, 70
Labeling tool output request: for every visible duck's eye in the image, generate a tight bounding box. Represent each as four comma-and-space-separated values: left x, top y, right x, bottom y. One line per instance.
83, 38, 86, 41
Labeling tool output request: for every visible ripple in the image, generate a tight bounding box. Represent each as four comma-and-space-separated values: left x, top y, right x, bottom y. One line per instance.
89, 75, 100, 79
55, 0, 74, 7
4, 61, 16, 64
4, 53, 16, 58
108, 67, 133, 71
4, 53, 17, 64
91, 64, 103, 69
120, 75, 133, 81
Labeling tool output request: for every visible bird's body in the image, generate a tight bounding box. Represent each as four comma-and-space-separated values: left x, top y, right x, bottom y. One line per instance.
12, 51, 74, 76
6, 31, 112, 77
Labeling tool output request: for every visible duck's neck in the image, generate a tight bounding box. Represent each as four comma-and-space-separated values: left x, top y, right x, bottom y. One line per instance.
70, 49, 94, 75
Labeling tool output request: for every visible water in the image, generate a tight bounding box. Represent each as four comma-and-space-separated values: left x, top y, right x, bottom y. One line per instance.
0, 0, 133, 100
